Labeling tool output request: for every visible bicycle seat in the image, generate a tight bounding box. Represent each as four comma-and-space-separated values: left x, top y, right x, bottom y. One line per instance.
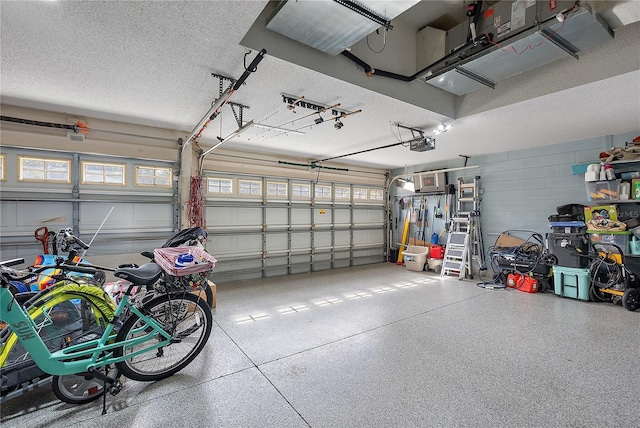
114, 262, 164, 286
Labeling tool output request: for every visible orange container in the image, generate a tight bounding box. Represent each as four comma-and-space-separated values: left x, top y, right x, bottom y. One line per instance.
506, 273, 539, 293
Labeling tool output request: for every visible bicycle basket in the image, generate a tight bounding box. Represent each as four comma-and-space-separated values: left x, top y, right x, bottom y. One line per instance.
153, 247, 216, 292
162, 270, 210, 292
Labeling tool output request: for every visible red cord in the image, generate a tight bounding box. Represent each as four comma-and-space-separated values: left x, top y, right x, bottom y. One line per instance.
186, 176, 206, 228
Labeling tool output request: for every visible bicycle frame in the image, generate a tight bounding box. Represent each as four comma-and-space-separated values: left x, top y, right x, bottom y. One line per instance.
0, 286, 172, 376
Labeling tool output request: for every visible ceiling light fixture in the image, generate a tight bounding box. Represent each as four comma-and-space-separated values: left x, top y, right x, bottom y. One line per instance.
433, 123, 453, 135
252, 123, 305, 135
334, 119, 344, 130
314, 116, 324, 125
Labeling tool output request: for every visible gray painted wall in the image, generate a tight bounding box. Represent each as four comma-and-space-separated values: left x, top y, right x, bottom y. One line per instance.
391, 131, 640, 251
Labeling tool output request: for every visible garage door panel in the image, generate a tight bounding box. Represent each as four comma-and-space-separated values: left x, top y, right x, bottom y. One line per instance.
353, 230, 384, 245
291, 232, 310, 250
314, 231, 332, 247
334, 231, 350, 246
208, 206, 262, 227
334, 209, 350, 224
266, 208, 287, 226
208, 234, 262, 255
354, 209, 383, 223
15, 202, 73, 231
236, 234, 262, 252
79, 202, 173, 232
292, 208, 310, 225
314, 209, 332, 225
266, 233, 288, 252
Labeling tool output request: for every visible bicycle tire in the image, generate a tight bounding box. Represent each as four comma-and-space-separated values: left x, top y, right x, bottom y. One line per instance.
114, 292, 212, 382
52, 365, 118, 404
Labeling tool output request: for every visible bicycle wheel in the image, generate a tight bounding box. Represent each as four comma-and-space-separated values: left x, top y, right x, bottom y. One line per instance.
114, 292, 212, 382
52, 365, 118, 404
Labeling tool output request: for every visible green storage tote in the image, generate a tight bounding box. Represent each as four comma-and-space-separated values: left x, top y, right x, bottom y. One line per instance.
553, 266, 591, 301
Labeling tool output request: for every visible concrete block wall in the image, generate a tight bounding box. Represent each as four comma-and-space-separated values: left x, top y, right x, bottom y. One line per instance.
392, 131, 640, 251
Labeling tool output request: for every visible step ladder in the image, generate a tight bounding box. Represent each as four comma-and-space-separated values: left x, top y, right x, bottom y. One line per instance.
441, 176, 485, 279
440, 229, 469, 279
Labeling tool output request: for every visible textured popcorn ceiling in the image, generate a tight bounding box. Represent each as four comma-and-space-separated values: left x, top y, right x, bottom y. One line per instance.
1, 1, 638, 169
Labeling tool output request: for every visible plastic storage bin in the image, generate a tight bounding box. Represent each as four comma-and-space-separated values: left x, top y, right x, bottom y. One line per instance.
586, 180, 620, 201
546, 232, 589, 268
587, 231, 630, 255
553, 266, 591, 301
402, 246, 429, 272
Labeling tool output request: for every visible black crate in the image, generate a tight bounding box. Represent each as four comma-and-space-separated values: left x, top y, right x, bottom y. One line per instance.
545, 232, 590, 268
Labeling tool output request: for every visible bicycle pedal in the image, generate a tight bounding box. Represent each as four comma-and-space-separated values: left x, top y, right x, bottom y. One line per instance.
109, 380, 124, 396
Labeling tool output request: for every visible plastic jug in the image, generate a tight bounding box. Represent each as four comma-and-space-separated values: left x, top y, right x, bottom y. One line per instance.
620, 182, 630, 200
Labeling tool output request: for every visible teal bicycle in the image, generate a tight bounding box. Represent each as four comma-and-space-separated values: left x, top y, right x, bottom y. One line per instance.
0, 254, 213, 413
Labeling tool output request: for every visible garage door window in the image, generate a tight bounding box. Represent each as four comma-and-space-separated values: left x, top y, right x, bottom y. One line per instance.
18, 156, 70, 183
267, 181, 288, 198
135, 166, 172, 187
335, 186, 350, 201
353, 188, 368, 201
82, 161, 126, 185
207, 177, 233, 195
238, 179, 262, 197
315, 184, 331, 200
369, 189, 383, 201
292, 183, 310, 199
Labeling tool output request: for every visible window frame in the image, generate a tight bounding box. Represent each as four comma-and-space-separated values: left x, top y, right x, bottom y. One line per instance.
291, 183, 311, 199
238, 179, 263, 197
134, 165, 173, 188
369, 188, 384, 201
206, 177, 233, 195
334, 186, 351, 201
314, 184, 332, 200
81, 161, 126, 186
18, 155, 71, 183
266, 181, 288, 198
353, 187, 368, 201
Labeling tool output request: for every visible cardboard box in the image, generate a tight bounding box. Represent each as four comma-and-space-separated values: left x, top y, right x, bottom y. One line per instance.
192, 280, 217, 308
495, 233, 526, 248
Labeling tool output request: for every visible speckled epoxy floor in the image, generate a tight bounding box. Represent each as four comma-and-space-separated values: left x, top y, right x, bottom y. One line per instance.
2, 263, 639, 427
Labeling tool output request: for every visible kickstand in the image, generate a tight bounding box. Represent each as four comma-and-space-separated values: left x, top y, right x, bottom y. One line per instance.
101, 365, 109, 415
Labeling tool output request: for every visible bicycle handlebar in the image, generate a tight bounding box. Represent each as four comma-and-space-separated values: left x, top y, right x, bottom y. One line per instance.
0, 262, 97, 283
0, 258, 25, 268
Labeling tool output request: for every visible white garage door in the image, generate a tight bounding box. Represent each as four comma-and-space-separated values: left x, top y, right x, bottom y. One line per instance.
0, 147, 177, 262
203, 173, 386, 282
